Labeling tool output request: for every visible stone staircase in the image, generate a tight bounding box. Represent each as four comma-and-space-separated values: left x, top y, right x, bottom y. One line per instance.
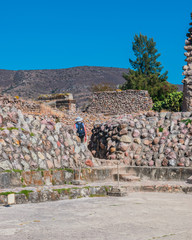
113, 168, 141, 182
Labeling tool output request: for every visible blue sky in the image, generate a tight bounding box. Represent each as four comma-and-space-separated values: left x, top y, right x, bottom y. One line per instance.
0, 0, 191, 84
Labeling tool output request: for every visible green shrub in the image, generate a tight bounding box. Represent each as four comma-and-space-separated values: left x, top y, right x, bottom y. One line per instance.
181, 119, 192, 125
153, 92, 183, 112
152, 101, 163, 112
163, 92, 183, 112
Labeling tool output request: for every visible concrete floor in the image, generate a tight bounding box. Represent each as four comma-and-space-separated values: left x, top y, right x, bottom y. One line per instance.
0, 192, 192, 240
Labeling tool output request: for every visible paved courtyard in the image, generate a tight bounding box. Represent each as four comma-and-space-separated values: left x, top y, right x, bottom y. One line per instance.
0, 192, 192, 240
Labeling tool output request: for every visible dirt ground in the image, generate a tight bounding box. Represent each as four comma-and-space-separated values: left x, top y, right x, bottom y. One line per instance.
0, 192, 192, 240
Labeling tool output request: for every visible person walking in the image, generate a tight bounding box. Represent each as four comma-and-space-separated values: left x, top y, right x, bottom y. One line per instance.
74, 117, 87, 143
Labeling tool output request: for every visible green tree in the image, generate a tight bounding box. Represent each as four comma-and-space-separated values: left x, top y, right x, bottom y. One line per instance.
121, 33, 176, 101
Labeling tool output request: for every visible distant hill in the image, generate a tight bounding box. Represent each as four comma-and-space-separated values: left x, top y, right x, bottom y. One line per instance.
0, 66, 129, 107
0, 66, 183, 108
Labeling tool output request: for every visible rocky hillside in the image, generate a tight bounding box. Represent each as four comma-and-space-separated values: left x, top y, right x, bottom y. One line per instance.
0, 66, 183, 108
0, 66, 129, 108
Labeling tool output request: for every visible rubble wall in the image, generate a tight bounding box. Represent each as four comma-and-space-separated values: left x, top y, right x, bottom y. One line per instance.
86, 90, 153, 114
0, 95, 41, 113
89, 111, 192, 167
0, 106, 94, 171
182, 13, 192, 111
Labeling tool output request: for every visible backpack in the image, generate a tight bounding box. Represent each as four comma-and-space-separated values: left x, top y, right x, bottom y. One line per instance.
76, 122, 85, 137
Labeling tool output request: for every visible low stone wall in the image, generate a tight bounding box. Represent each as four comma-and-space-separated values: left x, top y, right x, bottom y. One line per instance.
0, 169, 74, 189
89, 111, 192, 167
1, 182, 192, 205
86, 90, 153, 114
81, 166, 192, 182
0, 186, 111, 205
0, 105, 94, 171
37, 93, 76, 112
0, 95, 41, 113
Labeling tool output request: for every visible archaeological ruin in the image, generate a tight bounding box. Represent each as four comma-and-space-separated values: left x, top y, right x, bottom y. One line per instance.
89, 111, 192, 167
86, 90, 153, 114
182, 13, 192, 111
1, 14, 192, 206
37, 93, 76, 112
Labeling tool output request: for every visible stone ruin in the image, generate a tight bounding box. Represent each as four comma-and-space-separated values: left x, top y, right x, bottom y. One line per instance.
89, 111, 192, 167
182, 13, 192, 111
86, 90, 153, 115
37, 93, 76, 112
0, 103, 94, 171
0, 94, 41, 113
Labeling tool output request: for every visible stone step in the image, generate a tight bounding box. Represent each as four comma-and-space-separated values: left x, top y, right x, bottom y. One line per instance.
119, 174, 141, 182
0, 181, 191, 206
107, 187, 128, 197
187, 176, 192, 184
113, 173, 140, 182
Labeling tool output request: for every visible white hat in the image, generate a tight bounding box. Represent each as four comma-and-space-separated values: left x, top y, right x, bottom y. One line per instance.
75, 116, 83, 122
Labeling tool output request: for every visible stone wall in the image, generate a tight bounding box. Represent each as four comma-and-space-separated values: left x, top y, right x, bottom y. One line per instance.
37, 93, 76, 112
86, 90, 153, 114
0, 105, 94, 171
0, 95, 41, 113
89, 111, 192, 167
182, 13, 192, 111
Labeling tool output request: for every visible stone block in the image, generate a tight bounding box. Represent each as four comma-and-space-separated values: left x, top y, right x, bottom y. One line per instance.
43, 170, 52, 185
69, 188, 81, 199
22, 171, 43, 186
10, 172, 22, 187
141, 185, 155, 192
39, 191, 50, 202
59, 189, 70, 199
107, 187, 127, 197
31, 171, 44, 186
52, 170, 64, 185
95, 186, 108, 196
8, 194, 15, 205
28, 192, 40, 203
15, 194, 28, 204
64, 171, 74, 182
0, 172, 11, 188
21, 171, 32, 185
0, 195, 7, 205
71, 180, 86, 185
79, 188, 89, 197
50, 191, 60, 201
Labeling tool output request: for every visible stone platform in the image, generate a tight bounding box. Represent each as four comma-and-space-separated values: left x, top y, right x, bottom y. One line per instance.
1, 166, 192, 189
81, 166, 192, 182
0, 179, 192, 206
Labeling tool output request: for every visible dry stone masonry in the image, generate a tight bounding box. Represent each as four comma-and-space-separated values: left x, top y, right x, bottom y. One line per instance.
182, 13, 192, 111
0, 95, 41, 113
89, 111, 192, 167
0, 104, 94, 171
86, 90, 153, 115
37, 93, 76, 112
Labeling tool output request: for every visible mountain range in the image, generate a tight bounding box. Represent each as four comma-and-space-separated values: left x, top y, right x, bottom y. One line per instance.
0, 66, 182, 108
